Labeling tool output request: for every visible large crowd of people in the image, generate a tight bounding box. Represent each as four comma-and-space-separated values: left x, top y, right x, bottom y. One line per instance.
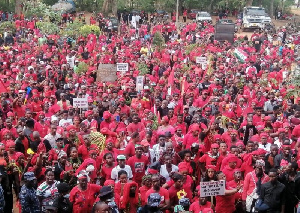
0, 8, 300, 213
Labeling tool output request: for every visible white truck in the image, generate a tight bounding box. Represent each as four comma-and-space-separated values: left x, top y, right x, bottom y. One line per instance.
242, 7, 269, 31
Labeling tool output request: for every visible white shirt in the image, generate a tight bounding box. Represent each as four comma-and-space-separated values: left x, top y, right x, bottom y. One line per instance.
258, 143, 272, 152
152, 144, 166, 162
160, 164, 178, 181
111, 165, 133, 182
44, 133, 62, 148
58, 118, 73, 128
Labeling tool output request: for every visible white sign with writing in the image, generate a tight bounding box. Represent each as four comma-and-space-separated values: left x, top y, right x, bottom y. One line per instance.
200, 180, 225, 197
73, 98, 88, 108
117, 63, 129, 72
136, 76, 144, 92
196, 56, 208, 69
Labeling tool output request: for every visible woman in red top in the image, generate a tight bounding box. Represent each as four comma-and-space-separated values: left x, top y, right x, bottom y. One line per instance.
139, 175, 152, 206
69, 172, 101, 213
120, 181, 140, 213
215, 171, 242, 213
100, 153, 115, 185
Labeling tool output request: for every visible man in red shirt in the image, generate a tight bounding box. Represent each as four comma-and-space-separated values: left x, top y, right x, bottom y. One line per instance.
119, 97, 130, 116
127, 144, 149, 186
146, 174, 170, 212
127, 114, 145, 136
189, 192, 212, 213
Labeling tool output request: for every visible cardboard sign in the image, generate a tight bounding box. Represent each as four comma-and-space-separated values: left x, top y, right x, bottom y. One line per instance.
117, 63, 129, 72
96, 64, 117, 82
73, 98, 88, 108
200, 180, 225, 197
136, 76, 144, 92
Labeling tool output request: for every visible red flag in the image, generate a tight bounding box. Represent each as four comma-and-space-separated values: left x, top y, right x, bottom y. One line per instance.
0, 79, 7, 93
168, 70, 174, 87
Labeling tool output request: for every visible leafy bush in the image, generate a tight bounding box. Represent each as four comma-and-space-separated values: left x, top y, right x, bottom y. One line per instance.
152, 32, 165, 50
75, 62, 89, 75
79, 25, 101, 37
60, 21, 84, 38
36, 22, 60, 34
0, 22, 16, 34
138, 63, 149, 76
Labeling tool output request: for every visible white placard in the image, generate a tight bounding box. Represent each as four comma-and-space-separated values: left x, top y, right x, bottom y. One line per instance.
196, 56, 208, 69
136, 76, 144, 92
117, 63, 129, 72
73, 98, 88, 108
200, 180, 225, 197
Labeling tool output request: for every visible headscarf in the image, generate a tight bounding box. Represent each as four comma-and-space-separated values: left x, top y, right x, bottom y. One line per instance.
120, 181, 139, 210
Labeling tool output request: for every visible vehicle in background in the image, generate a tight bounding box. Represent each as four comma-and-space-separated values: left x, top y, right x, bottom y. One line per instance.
187, 9, 201, 19
241, 6, 266, 31
196, 11, 212, 23
216, 19, 238, 32
156, 10, 169, 20
109, 17, 118, 32
264, 13, 272, 23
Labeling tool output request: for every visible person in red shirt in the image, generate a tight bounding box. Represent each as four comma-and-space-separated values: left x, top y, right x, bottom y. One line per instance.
78, 135, 98, 160
69, 172, 101, 213
118, 97, 130, 116
189, 193, 212, 213
146, 174, 170, 212
215, 171, 242, 213
168, 173, 186, 210
124, 132, 141, 158
183, 124, 200, 149
139, 175, 152, 206
227, 169, 244, 213
127, 144, 149, 186
199, 143, 222, 171
222, 155, 239, 182
127, 114, 145, 136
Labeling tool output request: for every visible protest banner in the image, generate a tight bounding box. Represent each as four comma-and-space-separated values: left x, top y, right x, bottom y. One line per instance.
73, 98, 88, 108
117, 63, 129, 72
136, 76, 144, 92
96, 64, 118, 82
200, 180, 225, 197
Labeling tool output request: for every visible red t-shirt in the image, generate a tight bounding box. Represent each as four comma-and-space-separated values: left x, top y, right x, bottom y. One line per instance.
127, 155, 149, 184
69, 184, 101, 213
215, 185, 236, 213
126, 122, 145, 135
100, 164, 114, 180
146, 187, 170, 206
183, 133, 199, 149
189, 201, 212, 213
124, 142, 136, 157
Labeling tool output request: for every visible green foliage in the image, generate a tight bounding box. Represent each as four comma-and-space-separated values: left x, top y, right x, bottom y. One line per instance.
0, 22, 16, 34
23, 1, 61, 23
79, 25, 101, 37
138, 63, 149, 76
285, 66, 300, 99
0, 1, 15, 12
60, 21, 84, 38
185, 43, 198, 55
152, 32, 165, 50
75, 62, 89, 75
24, 1, 49, 18
36, 22, 60, 34
42, 0, 58, 6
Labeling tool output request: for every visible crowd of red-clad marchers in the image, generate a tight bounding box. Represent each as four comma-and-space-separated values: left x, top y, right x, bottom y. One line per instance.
0, 9, 300, 213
